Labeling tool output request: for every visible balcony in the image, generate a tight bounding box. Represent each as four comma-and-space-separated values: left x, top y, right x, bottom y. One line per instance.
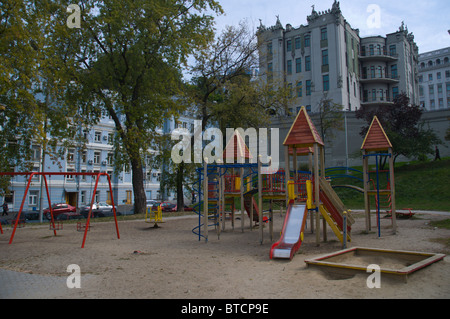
361, 96, 394, 107
360, 73, 400, 84
359, 51, 399, 62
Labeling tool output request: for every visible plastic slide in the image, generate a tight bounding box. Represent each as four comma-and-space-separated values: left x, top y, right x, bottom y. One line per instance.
270, 202, 308, 260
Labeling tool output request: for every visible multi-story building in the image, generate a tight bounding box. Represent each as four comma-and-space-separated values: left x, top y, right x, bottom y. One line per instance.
1, 113, 195, 213
256, 1, 419, 113
418, 47, 450, 110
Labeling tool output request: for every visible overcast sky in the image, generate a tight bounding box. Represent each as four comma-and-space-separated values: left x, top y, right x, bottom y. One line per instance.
211, 0, 450, 54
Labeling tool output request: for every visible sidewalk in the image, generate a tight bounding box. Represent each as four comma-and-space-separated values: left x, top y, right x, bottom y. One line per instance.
0, 269, 69, 299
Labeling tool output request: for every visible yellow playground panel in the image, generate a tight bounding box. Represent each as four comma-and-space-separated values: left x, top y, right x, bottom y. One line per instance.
146, 205, 164, 225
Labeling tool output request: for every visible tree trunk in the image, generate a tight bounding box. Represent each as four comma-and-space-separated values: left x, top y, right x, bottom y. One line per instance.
176, 162, 185, 211
130, 155, 146, 214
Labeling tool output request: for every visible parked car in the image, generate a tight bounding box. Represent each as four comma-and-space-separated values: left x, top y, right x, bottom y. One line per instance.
55, 212, 84, 221
171, 205, 193, 212
80, 202, 113, 218
146, 200, 159, 207
152, 202, 175, 212
43, 203, 76, 219
23, 211, 48, 221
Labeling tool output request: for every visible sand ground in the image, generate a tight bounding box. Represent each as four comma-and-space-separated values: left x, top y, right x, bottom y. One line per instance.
0, 209, 449, 299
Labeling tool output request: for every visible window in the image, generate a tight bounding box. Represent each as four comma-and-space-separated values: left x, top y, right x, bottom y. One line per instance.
94, 131, 102, 142
286, 40, 292, 52
31, 145, 41, 162
321, 28, 327, 40
67, 149, 75, 163
428, 74, 433, 81
108, 133, 114, 144
447, 83, 450, 94
287, 60, 292, 75
372, 89, 376, 101
267, 42, 273, 59
267, 63, 273, 81
79, 151, 86, 164
439, 98, 444, 108
393, 87, 399, 99
305, 56, 311, 71
107, 153, 114, 166
304, 35, 310, 47
306, 105, 311, 112
296, 81, 303, 97
446, 70, 450, 78
419, 86, 424, 96
81, 191, 86, 204
296, 58, 302, 73
306, 80, 311, 96
419, 75, 423, 83
429, 85, 434, 95
437, 84, 443, 94
29, 190, 39, 206
295, 37, 301, 50
370, 66, 375, 79
389, 45, 396, 56
322, 50, 328, 66
323, 75, 329, 91
369, 45, 374, 56
391, 65, 398, 79
94, 151, 101, 164
66, 169, 75, 181
430, 99, 435, 109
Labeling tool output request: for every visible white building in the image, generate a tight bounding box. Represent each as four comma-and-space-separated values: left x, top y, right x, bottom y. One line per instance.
256, 1, 419, 113
418, 47, 450, 110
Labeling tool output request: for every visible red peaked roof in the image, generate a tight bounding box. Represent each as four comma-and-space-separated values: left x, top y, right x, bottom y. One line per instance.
361, 116, 393, 151
283, 106, 324, 147
223, 130, 253, 160
288, 147, 314, 155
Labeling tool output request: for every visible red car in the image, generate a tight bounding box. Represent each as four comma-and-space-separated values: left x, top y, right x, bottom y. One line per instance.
43, 203, 76, 219
171, 205, 193, 212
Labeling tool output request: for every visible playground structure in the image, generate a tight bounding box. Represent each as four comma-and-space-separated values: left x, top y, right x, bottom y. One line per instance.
145, 204, 164, 227
0, 172, 120, 248
360, 116, 397, 237
193, 107, 355, 260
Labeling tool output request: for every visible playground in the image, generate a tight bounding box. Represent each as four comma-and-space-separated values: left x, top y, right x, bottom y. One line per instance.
0, 209, 449, 298
0, 107, 449, 299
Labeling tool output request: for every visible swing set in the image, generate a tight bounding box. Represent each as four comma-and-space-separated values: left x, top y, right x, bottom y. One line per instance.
0, 171, 120, 248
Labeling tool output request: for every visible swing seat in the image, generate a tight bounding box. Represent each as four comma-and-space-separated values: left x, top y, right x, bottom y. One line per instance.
49, 221, 63, 230
77, 222, 90, 232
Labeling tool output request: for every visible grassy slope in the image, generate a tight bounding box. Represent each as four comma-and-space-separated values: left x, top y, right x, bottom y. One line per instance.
333, 158, 450, 212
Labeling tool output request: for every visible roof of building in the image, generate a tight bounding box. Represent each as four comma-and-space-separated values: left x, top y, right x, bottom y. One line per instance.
283, 106, 324, 147
361, 116, 393, 151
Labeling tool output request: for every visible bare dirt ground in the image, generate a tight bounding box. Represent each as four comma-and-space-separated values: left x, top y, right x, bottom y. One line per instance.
0, 209, 449, 299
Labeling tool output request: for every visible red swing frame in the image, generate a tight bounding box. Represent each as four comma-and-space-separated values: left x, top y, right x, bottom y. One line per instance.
0, 171, 120, 248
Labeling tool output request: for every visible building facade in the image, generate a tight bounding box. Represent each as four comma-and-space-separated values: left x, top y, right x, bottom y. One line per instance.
1, 113, 195, 213
418, 47, 450, 110
256, 1, 419, 113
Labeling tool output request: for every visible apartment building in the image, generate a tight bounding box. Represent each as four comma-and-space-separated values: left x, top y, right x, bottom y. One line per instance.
418, 47, 450, 110
256, 1, 419, 113
1, 113, 195, 213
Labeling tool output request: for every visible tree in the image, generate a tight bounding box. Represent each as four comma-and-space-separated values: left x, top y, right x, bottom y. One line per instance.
356, 93, 442, 166
315, 94, 344, 145
45, 0, 223, 214
0, 1, 83, 200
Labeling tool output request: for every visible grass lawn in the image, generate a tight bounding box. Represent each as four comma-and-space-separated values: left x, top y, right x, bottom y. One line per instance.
332, 157, 450, 212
